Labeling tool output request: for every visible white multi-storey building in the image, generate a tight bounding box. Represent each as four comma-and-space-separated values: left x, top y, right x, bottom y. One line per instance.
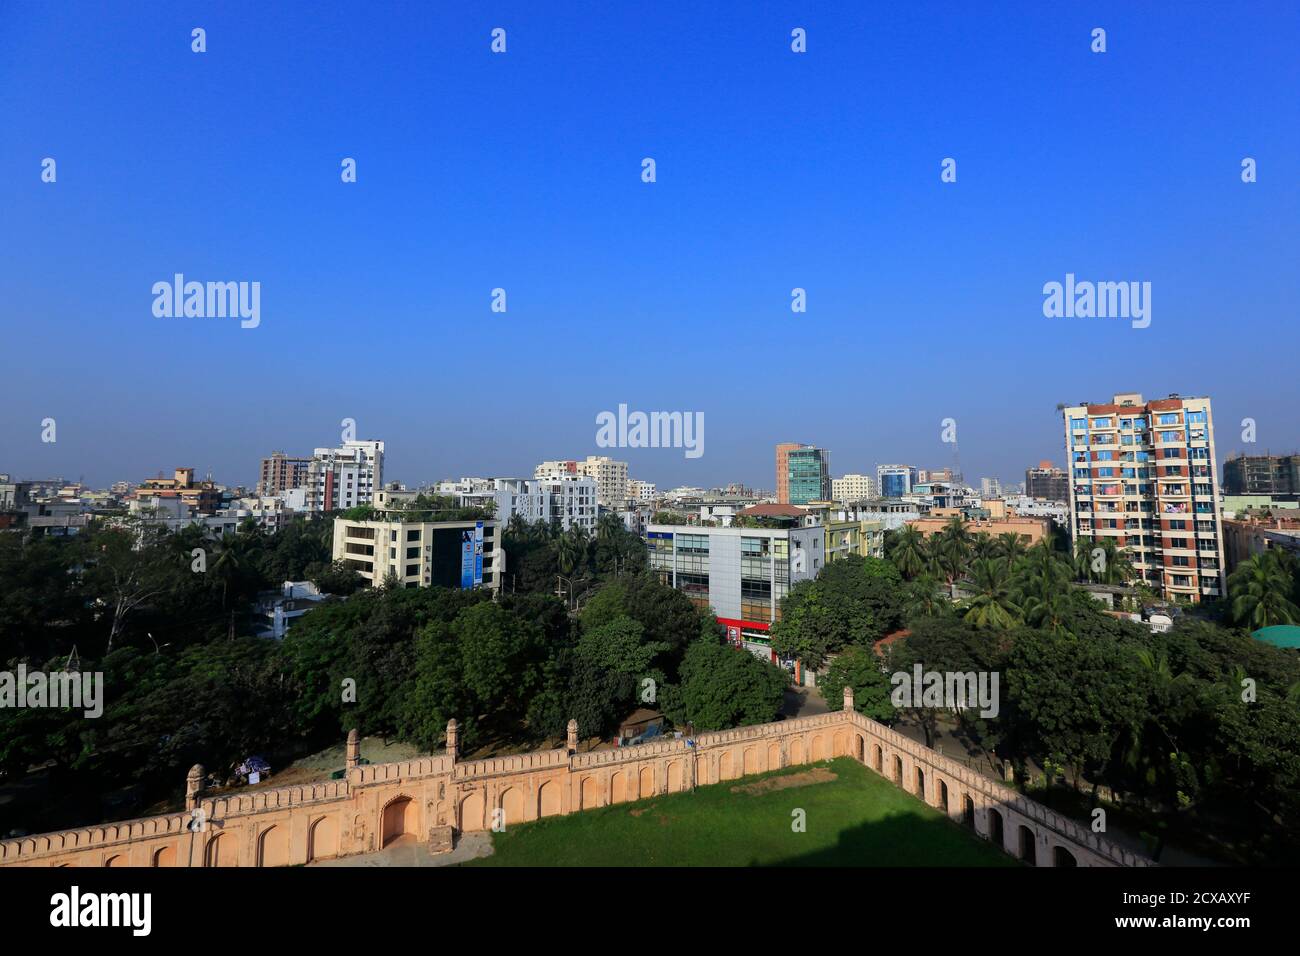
306, 440, 384, 512
831, 474, 876, 501
535, 456, 629, 509
438, 476, 598, 533
627, 479, 657, 502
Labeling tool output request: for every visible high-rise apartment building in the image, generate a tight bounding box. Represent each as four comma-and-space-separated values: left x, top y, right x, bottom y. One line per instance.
1063, 393, 1225, 604
306, 440, 384, 512
774, 443, 806, 504
786, 447, 831, 505
1222, 453, 1300, 497
831, 474, 876, 502
1025, 460, 1069, 501
980, 477, 1003, 498
876, 464, 918, 499
257, 451, 311, 496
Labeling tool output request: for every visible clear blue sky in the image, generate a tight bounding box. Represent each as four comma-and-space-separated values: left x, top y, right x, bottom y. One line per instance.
2, 1, 1297, 491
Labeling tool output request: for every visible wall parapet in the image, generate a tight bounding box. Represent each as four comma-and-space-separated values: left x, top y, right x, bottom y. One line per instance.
2, 707, 1153, 868
844, 710, 1152, 867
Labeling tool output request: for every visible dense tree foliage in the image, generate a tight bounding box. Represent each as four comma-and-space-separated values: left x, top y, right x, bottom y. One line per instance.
768, 555, 905, 667
660, 641, 788, 732
819, 645, 895, 721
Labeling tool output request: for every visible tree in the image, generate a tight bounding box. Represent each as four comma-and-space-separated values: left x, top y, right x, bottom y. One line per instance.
819, 646, 895, 721
576, 616, 668, 689
930, 517, 971, 598
1228, 552, 1300, 629
81, 521, 183, 654
305, 560, 366, 597
962, 558, 1021, 629
662, 641, 788, 732
888, 525, 928, 579
769, 556, 905, 669
886, 616, 1008, 749
1003, 629, 1149, 790
997, 532, 1027, 563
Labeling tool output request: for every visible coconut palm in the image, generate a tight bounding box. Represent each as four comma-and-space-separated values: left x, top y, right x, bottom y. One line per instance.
961, 558, 1021, 629
1014, 542, 1074, 634
505, 513, 529, 541
889, 524, 929, 579
903, 573, 949, 619
931, 516, 972, 598
972, 532, 997, 561
211, 533, 249, 610
1095, 538, 1136, 585
1073, 535, 1095, 583
997, 532, 1027, 563
1228, 552, 1300, 629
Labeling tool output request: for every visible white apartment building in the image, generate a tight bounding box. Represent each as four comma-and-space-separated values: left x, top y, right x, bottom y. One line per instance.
306, 440, 384, 512
333, 514, 502, 593
831, 474, 876, 501
627, 479, 657, 502
428, 476, 598, 533
535, 456, 629, 509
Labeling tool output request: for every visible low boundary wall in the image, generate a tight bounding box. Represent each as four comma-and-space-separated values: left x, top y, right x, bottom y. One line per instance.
0, 700, 1151, 868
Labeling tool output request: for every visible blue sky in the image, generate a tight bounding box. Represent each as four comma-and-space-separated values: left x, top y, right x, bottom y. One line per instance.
2, 1, 1297, 492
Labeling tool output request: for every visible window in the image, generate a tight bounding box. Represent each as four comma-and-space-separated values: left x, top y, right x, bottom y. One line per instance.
406, 546, 419, 559
406, 530, 419, 542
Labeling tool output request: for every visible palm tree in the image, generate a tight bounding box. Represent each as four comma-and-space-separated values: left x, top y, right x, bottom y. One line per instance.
1014, 542, 1074, 634
931, 516, 972, 598
903, 573, 949, 619
554, 527, 589, 608
1228, 552, 1300, 629
1073, 535, 1095, 583
962, 558, 1021, 629
996, 532, 1027, 563
211, 533, 247, 610
972, 532, 997, 561
504, 513, 528, 541
1095, 538, 1136, 586
890, 524, 928, 579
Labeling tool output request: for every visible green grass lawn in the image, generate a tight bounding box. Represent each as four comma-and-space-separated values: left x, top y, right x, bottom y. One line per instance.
466, 757, 1019, 867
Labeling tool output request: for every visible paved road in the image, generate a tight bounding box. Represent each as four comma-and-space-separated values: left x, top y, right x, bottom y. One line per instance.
781, 686, 828, 718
